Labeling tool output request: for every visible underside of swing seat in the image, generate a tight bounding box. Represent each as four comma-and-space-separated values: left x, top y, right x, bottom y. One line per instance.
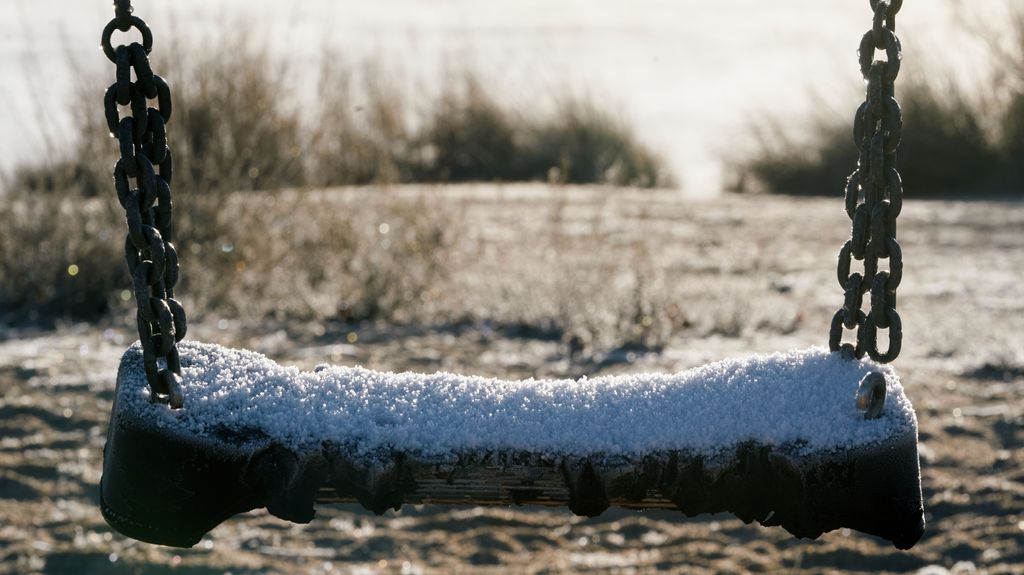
101, 341, 925, 550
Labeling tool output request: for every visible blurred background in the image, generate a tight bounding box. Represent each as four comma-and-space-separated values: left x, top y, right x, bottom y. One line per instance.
2, 0, 1018, 195
0, 1, 1022, 574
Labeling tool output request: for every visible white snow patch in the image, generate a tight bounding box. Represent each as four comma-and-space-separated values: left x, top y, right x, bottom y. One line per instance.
116, 341, 917, 457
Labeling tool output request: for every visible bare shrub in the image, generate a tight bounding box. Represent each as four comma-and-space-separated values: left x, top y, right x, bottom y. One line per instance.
161, 34, 306, 196
2, 26, 673, 331
7, 26, 672, 199
725, 5, 1024, 198
307, 60, 414, 186
726, 73, 1002, 197
0, 197, 124, 323
441, 192, 688, 355
987, 5, 1024, 189
180, 190, 457, 325
309, 66, 672, 189
413, 75, 523, 183
525, 98, 672, 188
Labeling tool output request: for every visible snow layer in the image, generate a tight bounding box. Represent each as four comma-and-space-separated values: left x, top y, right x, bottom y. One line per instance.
117, 341, 917, 457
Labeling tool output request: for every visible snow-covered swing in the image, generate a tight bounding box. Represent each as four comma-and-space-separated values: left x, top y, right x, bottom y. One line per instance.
99, 0, 925, 551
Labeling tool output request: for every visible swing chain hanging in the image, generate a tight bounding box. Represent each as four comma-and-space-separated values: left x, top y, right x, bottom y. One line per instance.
113, 0, 133, 31
830, 0, 904, 363
102, 0, 187, 408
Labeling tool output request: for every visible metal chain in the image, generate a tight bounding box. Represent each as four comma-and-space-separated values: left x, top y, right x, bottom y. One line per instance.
830, 0, 904, 363
102, 0, 187, 408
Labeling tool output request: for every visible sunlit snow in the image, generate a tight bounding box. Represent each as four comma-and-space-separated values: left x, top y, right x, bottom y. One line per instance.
117, 341, 917, 457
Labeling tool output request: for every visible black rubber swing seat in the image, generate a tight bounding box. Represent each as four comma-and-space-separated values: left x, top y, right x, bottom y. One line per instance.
101, 341, 925, 550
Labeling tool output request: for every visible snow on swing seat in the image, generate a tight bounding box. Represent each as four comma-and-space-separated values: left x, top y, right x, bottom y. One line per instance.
101, 341, 925, 550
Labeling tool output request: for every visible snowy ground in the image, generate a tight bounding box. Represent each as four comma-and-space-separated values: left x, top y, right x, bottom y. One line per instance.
1, 187, 1022, 574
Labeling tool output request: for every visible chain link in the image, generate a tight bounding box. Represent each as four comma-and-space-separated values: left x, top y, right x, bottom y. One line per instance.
830, 0, 904, 363
102, 0, 187, 408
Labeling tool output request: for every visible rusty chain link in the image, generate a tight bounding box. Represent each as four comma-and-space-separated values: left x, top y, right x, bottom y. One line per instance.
102, 0, 187, 408
830, 0, 904, 363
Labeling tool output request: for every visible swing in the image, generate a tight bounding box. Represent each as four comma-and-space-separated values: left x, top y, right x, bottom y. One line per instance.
98, 0, 925, 551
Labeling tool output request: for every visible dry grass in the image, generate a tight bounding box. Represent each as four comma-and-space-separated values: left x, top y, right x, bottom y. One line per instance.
726, 8, 1024, 198
989, 6, 1024, 188
0, 27, 672, 338
726, 73, 1004, 197
177, 186, 695, 356
0, 28, 671, 196
308, 65, 672, 189
0, 181, 800, 355
0, 197, 124, 324
0, 188, 457, 328
0, 26, 670, 195
180, 190, 457, 325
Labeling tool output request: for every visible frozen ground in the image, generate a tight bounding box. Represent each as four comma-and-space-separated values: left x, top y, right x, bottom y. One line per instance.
1, 187, 1022, 574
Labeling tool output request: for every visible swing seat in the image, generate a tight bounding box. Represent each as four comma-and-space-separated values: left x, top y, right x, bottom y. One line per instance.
101, 341, 925, 550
